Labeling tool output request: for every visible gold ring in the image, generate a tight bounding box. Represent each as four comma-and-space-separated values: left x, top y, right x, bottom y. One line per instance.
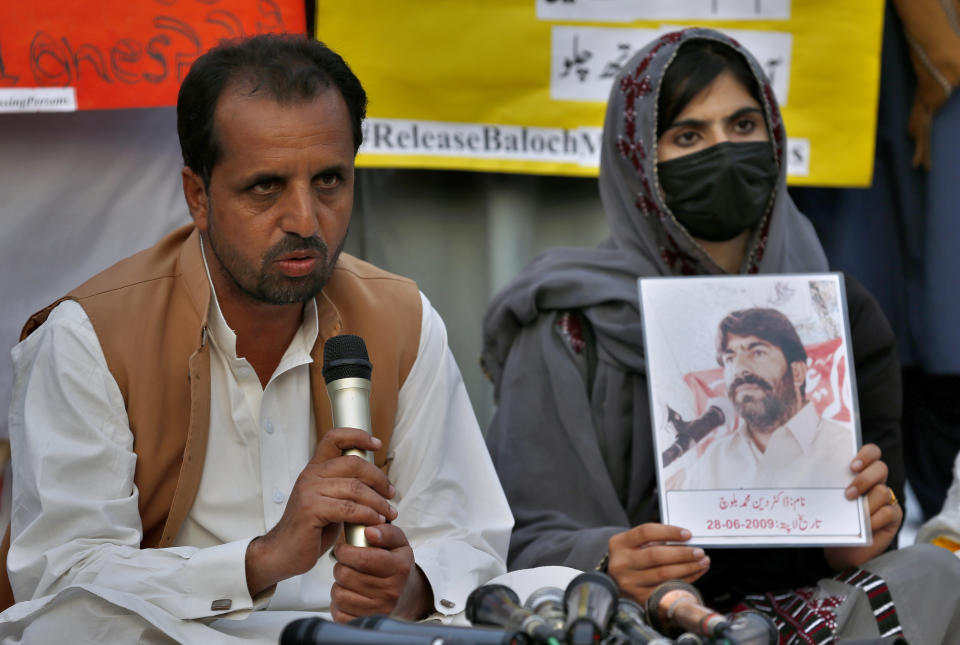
888, 487, 898, 506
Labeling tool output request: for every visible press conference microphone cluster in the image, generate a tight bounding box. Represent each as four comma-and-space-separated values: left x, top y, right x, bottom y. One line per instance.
466, 575, 777, 645
322, 334, 374, 547
660, 401, 730, 468
467, 572, 670, 645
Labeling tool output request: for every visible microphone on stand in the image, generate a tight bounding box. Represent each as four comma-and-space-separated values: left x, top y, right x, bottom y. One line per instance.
563, 571, 619, 645
323, 334, 374, 547
609, 598, 675, 644
661, 402, 729, 468
523, 587, 566, 632
466, 584, 563, 645
350, 615, 530, 645
646, 581, 731, 640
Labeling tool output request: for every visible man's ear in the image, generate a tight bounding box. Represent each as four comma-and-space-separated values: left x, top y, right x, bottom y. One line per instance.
182, 167, 209, 232
791, 360, 807, 392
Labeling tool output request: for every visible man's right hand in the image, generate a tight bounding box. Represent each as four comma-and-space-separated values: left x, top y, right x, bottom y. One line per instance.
244, 427, 397, 597
607, 523, 711, 605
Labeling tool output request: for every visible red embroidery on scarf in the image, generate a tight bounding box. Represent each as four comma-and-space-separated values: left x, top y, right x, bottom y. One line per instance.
660, 241, 699, 275
762, 82, 785, 168
659, 30, 686, 45
555, 312, 585, 354
620, 74, 651, 98
634, 52, 654, 77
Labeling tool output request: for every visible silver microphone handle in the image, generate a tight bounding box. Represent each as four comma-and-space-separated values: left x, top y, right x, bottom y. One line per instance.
327, 377, 373, 547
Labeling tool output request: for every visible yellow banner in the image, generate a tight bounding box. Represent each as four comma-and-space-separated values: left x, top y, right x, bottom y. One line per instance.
316, 1, 883, 187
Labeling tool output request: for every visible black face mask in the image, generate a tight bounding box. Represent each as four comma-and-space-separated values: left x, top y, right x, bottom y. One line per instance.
657, 141, 778, 242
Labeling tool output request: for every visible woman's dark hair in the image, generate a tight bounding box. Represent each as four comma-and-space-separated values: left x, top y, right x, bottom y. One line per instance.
177, 34, 367, 187
657, 39, 762, 138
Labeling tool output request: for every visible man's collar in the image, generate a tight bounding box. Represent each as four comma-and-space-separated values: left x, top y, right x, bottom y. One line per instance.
778, 402, 820, 454
178, 227, 212, 334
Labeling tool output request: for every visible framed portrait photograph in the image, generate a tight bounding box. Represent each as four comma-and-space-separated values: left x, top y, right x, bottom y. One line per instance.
639, 273, 870, 547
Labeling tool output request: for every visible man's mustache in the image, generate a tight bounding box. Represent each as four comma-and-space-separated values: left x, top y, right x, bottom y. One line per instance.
728, 373, 772, 399
264, 234, 328, 262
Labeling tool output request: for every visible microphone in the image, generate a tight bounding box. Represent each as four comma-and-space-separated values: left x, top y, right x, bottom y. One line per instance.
646, 581, 730, 640
280, 617, 435, 645
724, 610, 778, 645
661, 403, 728, 468
466, 584, 564, 645
323, 334, 374, 547
351, 615, 530, 645
563, 571, 619, 645
523, 586, 566, 632
609, 598, 675, 644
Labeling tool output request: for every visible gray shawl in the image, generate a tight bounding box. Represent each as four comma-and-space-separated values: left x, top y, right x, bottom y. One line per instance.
481, 28, 829, 573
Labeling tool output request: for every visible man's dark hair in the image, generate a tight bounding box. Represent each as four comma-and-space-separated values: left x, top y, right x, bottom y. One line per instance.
716, 307, 807, 369
177, 34, 367, 187
657, 39, 762, 138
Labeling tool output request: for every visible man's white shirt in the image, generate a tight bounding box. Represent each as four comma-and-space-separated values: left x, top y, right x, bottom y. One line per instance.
7, 287, 512, 620
684, 403, 856, 490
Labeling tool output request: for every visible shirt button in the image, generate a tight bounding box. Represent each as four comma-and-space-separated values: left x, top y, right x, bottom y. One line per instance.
264, 419, 275, 435
272, 490, 285, 504
440, 599, 456, 609
238, 366, 252, 378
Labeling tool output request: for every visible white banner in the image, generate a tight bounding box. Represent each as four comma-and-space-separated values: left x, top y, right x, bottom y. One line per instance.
666, 488, 867, 546
0, 87, 76, 113
550, 26, 793, 106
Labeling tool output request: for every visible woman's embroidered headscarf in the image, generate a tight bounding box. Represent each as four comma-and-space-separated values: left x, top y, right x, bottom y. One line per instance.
482, 28, 828, 391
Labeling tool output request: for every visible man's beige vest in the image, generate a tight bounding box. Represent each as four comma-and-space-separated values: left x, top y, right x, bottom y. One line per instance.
0, 224, 422, 609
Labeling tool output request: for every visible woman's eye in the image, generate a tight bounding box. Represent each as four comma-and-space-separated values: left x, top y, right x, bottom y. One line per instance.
674, 130, 700, 146
734, 118, 757, 134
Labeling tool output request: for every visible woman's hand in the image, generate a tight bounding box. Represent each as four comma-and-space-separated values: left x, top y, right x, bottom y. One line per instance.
823, 443, 903, 571
606, 523, 710, 605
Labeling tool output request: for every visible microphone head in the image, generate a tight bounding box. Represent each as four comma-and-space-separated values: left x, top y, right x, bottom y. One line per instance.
525, 586, 567, 632
615, 597, 647, 622
563, 571, 619, 608
726, 610, 778, 645
466, 584, 522, 626
524, 586, 565, 612
323, 334, 373, 383
646, 580, 704, 635
563, 571, 619, 644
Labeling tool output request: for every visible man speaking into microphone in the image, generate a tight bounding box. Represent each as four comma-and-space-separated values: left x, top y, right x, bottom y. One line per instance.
4, 34, 512, 635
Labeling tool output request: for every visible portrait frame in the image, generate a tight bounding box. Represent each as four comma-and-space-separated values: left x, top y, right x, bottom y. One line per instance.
639, 273, 870, 547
